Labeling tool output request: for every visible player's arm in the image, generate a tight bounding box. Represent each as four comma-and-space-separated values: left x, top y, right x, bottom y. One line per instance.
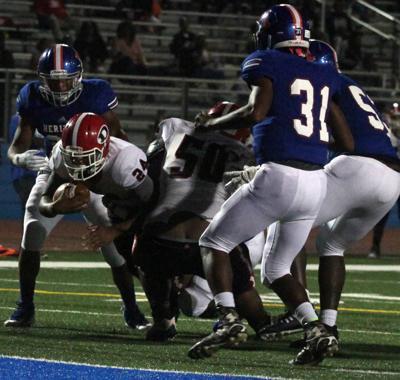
327, 101, 355, 153
7, 116, 47, 170
197, 77, 273, 131
39, 171, 88, 217
101, 109, 128, 140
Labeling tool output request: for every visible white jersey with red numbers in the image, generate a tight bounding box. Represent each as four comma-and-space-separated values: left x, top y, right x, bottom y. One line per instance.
49, 137, 148, 198
146, 118, 255, 224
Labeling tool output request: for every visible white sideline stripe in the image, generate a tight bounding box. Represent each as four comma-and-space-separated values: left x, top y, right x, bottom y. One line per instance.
1, 262, 400, 271
331, 368, 400, 377
0, 355, 290, 380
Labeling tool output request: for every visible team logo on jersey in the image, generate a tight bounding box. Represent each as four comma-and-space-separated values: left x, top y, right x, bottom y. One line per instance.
97, 125, 109, 144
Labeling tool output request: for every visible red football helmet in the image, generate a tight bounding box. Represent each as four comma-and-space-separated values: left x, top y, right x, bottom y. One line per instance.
61, 112, 110, 181
207, 101, 251, 144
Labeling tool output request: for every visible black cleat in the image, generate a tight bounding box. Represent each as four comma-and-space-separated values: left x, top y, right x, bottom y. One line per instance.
188, 306, 247, 359
290, 321, 339, 366
257, 310, 303, 341
122, 304, 151, 331
146, 319, 177, 341
4, 301, 35, 328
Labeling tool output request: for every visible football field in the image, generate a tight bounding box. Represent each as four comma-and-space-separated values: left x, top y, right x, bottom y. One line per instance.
0, 252, 399, 379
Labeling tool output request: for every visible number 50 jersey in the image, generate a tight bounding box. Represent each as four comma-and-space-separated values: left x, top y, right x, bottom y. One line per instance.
241, 49, 341, 166
147, 118, 255, 225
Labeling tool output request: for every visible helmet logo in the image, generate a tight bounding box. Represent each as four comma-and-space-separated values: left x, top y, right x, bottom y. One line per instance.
295, 27, 302, 36
97, 125, 109, 144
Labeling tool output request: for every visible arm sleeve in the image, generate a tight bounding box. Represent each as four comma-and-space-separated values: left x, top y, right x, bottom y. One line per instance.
241, 51, 275, 86
93, 80, 118, 114
114, 145, 149, 189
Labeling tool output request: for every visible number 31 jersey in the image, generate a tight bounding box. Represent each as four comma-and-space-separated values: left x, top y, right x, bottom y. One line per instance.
147, 117, 254, 224
241, 49, 341, 166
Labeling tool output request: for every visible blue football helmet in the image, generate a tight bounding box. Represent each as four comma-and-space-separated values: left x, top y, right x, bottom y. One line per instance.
255, 4, 310, 50
308, 39, 340, 71
37, 44, 83, 107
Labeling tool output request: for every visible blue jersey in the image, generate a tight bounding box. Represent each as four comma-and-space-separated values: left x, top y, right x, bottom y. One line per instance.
336, 74, 398, 162
16, 79, 118, 156
241, 49, 341, 165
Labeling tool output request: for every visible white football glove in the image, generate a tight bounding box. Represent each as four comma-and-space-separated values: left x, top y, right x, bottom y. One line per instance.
11, 149, 48, 171
224, 165, 260, 196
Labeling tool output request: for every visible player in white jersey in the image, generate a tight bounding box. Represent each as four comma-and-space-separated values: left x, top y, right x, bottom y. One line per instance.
18, 113, 153, 330
134, 102, 271, 342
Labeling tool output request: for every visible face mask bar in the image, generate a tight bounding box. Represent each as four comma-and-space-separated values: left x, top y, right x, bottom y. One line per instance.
60, 145, 105, 181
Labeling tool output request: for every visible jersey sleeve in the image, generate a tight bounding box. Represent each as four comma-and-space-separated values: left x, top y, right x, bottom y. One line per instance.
15, 84, 31, 120
241, 51, 276, 85
113, 145, 149, 189
158, 118, 177, 146
92, 80, 118, 115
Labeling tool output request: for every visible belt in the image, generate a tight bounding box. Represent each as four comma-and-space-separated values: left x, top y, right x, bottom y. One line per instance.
273, 160, 323, 171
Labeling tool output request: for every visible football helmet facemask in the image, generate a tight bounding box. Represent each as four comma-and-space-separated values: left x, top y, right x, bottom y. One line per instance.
307, 39, 340, 71
254, 4, 310, 52
38, 44, 83, 107
61, 113, 110, 181
207, 101, 251, 144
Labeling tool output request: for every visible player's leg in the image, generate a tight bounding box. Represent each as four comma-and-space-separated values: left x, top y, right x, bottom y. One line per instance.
5, 175, 63, 327
83, 194, 149, 329
368, 212, 390, 258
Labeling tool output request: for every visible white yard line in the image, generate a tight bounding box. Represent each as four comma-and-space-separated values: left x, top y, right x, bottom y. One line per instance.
0, 261, 399, 271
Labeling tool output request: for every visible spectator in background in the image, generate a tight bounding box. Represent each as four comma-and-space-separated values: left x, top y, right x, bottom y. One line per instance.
193, 33, 224, 80
169, 17, 200, 77
326, 0, 353, 51
0, 31, 14, 139
338, 31, 362, 70
368, 103, 400, 258
33, 0, 74, 41
109, 21, 147, 76
74, 21, 108, 73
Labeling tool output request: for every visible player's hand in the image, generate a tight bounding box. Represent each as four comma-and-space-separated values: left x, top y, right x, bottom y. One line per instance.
12, 150, 48, 171
81, 225, 120, 250
223, 165, 260, 196
194, 111, 212, 129
52, 184, 89, 214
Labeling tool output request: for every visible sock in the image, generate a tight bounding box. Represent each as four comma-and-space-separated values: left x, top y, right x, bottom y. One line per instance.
294, 302, 318, 325
214, 292, 235, 308
320, 309, 338, 327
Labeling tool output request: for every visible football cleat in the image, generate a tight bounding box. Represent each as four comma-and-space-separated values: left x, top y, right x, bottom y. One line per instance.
122, 304, 151, 331
256, 310, 303, 341
188, 306, 247, 359
290, 321, 339, 366
146, 319, 177, 342
290, 324, 339, 349
4, 301, 35, 327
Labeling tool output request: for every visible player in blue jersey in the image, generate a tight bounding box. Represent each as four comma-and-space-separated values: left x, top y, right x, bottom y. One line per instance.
188, 4, 354, 361
236, 39, 400, 364
5, 44, 149, 330
287, 39, 400, 364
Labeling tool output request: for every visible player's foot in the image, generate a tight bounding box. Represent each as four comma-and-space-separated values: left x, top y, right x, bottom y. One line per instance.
146, 318, 177, 341
0, 245, 18, 257
188, 306, 247, 359
122, 304, 151, 331
4, 301, 35, 327
289, 324, 339, 349
367, 245, 380, 259
290, 321, 339, 366
256, 310, 303, 341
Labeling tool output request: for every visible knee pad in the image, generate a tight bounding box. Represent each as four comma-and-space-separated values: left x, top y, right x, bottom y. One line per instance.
100, 243, 126, 267
316, 224, 345, 258
22, 220, 48, 251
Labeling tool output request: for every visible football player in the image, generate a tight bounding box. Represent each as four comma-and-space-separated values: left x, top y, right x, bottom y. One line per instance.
188, 4, 354, 361
133, 102, 272, 343
37, 112, 154, 326
4, 44, 147, 329
231, 40, 400, 364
